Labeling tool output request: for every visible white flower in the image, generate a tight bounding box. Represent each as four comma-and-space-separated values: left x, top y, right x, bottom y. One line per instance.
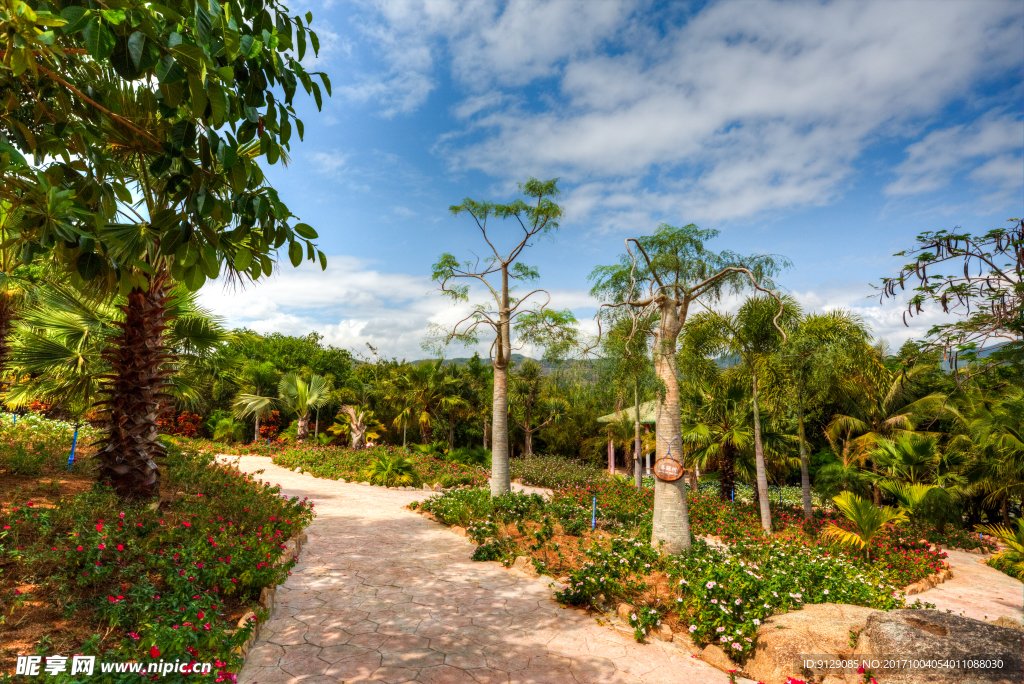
823, 589, 829, 595
734, 599, 742, 605
689, 625, 698, 632
716, 626, 725, 633
706, 581, 716, 589
752, 619, 760, 626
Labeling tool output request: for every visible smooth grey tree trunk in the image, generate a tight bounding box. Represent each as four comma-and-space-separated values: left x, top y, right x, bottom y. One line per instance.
751, 373, 772, 533
490, 268, 512, 497
254, 415, 260, 442
651, 301, 693, 554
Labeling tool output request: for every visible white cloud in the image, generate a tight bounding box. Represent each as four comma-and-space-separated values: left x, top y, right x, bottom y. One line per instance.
346, 0, 1020, 225
886, 111, 1023, 205
197, 256, 597, 360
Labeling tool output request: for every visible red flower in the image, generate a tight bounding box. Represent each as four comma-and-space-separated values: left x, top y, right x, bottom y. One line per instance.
117, 545, 124, 551
96, 524, 103, 532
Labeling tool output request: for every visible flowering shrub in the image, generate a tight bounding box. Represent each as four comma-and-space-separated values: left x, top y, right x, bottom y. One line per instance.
0, 412, 101, 475
0, 443, 313, 678
159, 411, 203, 438
669, 540, 904, 658
270, 444, 488, 488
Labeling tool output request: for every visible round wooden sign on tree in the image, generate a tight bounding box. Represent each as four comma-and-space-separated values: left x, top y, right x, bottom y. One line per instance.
653, 458, 684, 482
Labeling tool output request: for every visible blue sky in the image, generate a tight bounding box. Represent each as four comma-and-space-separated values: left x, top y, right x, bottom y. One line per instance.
199, 0, 1024, 360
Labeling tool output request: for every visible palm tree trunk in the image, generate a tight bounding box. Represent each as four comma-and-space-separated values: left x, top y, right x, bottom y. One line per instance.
0, 292, 16, 379
797, 391, 812, 521
448, 421, 455, 450
255, 415, 260, 442
719, 444, 736, 501
96, 273, 173, 501
297, 412, 310, 442
634, 379, 642, 489
523, 400, 533, 456
751, 372, 772, 534
1002, 496, 1010, 526
651, 300, 692, 554
402, 421, 407, 448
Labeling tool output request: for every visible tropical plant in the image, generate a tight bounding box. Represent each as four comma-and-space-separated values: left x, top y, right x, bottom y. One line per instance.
962, 389, 1024, 525
681, 295, 800, 533
783, 310, 870, 519
330, 405, 384, 448
0, 0, 331, 500
976, 520, 1024, 578
428, 178, 580, 497
4, 283, 230, 415
509, 359, 566, 456
822, 492, 908, 561
589, 222, 787, 553
364, 451, 415, 487
232, 361, 281, 441
399, 360, 465, 445
213, 416, 246, 444
235, 372, 331, 443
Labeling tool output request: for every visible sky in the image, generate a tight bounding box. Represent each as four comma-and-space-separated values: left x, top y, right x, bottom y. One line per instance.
197, 0, 1024, 361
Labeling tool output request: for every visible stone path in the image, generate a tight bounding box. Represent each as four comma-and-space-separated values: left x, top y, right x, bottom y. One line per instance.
225, 456, 729, 684
916, 547, 1023, 623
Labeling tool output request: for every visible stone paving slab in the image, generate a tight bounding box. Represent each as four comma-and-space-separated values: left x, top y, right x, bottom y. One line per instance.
916, 547, 1023, 623
224, 455, 729, 684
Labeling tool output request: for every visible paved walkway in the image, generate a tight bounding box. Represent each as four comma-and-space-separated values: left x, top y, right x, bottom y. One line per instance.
916, 548, 1023, 623
225, 456, 728, 684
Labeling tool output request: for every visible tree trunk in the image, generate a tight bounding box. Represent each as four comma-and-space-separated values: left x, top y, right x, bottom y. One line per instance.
797, 391, 812, 521
419, 420, 431, 444
651, 299, 692, 554
490, 267, 512, 496
751, 372, 772, 534
402, 422, 407, 448
448, 421, 455, 451
0, 292, 16, 379
96, 274, 173, 501
634, 380, 642, 489
297, 412, 310, 442
523, 400, 533, 456
719, 444, 736, 501
483, 420, 489, 450
254, 415, 261, 442
1002, 496, 1010, 526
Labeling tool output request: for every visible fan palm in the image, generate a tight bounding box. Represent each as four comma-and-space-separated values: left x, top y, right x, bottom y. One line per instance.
330, 405, 384, 448
962, 390, 1024, 524
401, 360, 464, 444
976, 520, 1024, 578
364, 451, 415, 487
822, 492, 907, 561
231, 361, 280, 441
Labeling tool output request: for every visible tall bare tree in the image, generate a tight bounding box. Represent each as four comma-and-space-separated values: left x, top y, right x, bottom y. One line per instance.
429, 178, 578, 496
590, 224, 787, 553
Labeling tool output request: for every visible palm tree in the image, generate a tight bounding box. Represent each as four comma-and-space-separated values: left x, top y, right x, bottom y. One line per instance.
681, 295, 801, 533
822, 492, 908, 562
4, 283, 230, 416
963, 390, 1024, 525
330, 405, 384, 448
401, 360, 464, 445
826, 359, 947, 504
509, 359, 566, 456
976, 520, 1024, 579
277, 373, 332, 442
783, 310, 870, 519
233, 361, 280, 441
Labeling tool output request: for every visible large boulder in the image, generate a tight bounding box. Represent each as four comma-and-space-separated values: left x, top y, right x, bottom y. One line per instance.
745, 603, 882, 684
862, 609, 1023, 684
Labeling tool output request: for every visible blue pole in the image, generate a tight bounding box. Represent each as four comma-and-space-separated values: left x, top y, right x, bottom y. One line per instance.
731, 489, 734, 502
592, 497, 596, 530
12, 414, 16, 427
66, 427, 79, 471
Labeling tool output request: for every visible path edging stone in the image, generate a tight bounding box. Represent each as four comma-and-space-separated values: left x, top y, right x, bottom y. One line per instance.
233, 531, 308, 660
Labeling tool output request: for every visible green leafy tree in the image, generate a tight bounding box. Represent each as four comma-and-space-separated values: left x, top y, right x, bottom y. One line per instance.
878, 219, 1023, 382
0, 0, 332, 498
429, 178, 579, 497
589, 224, 787, 553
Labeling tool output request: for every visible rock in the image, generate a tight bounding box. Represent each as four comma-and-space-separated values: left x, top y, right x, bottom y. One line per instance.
423, 483, 432, 491
450, 526, 468, 537
616, 603, 636, 621
359, 481, 370, 486
652, 623, 673, 642
991, 616, 1024, 632
746, 603, 883, 684
672, 630, 702, 655
432, 483, 442, 492
511, 555, 538, 577
338, 478, 346, 483
700, 644, 739, 673
864, 609, 1024, 683
176, 491, 186, 496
